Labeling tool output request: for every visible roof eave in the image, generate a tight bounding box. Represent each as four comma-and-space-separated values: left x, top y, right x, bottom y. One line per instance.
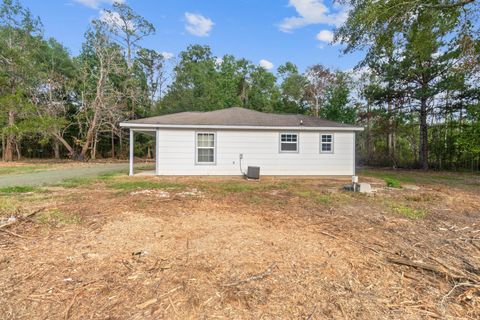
119, 122, 364, 131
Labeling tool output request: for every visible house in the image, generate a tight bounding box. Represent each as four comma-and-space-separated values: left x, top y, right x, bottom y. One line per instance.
119, 107, 363, 176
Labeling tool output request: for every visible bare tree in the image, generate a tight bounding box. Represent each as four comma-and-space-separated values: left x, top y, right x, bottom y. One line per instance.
101, 2, 155, 67
305, 64, 333, 117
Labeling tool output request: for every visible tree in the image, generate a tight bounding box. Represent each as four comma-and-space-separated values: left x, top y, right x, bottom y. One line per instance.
0, 0, 42, 161
136, 48, 167, 113
321, 71, 356, 124
74, 21, 127, 159
336, 0, 478, 56
305, 64, 333, 117
33, 38, 76, 158
101, 2, 155, 67
278, 62, 308, 114
245, 66, 280, 112
336, 0, 470, 169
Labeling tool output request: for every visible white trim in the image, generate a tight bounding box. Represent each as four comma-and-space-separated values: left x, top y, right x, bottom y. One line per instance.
155, 130, 160, 175
195, 131, 216, 165
320, 133, 334, 154
279, 132, 299, 153
129, 129, 134, 176
120, 123, 363, 132
353, 133, 356, 176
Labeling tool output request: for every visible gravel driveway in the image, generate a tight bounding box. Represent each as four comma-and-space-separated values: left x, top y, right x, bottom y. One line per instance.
0, 163, 128, 187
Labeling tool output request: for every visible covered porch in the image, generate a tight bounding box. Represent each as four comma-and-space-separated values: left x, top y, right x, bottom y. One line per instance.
128, 128, 159, 176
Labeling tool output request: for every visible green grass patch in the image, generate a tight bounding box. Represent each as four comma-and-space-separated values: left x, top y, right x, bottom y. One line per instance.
0, 198, 20, 217
107, 179, 186, 191
359, 168, 480, 190
56, 177, 97, 188
385, 177, 401, 188
97, 171, 124, 181
36, 208, 81, 226
213, 182, 258, 193
203, 180, 293, 195
294, 190, 333, 204
0, 165, 50, 176
0, 185, 41, 194
391, 204, 426, 219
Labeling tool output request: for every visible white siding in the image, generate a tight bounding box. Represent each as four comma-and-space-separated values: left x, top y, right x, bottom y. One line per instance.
156, 129, 355, 175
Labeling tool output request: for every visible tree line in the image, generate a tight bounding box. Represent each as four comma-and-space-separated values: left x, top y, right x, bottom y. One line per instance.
0, 0, 478, 170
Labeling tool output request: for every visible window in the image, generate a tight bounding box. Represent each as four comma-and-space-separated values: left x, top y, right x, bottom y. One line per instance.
280, 133, 298, 152
320, 134, 334, 153
196, 132, 215, 164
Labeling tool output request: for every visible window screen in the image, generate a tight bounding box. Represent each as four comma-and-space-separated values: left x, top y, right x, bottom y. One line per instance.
320, 134, 333, 153
280, 133, 298, 152
196, 133, 215, 163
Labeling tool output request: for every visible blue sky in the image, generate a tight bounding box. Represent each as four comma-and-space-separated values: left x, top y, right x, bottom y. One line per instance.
22, 0, 364, 72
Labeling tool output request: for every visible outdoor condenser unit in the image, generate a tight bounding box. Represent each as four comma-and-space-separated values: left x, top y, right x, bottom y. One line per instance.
246, 166, 260, 180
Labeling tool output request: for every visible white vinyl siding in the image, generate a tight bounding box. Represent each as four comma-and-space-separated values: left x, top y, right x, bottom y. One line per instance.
156, 129, 355, 175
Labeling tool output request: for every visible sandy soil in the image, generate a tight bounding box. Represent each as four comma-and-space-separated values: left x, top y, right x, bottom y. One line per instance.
0, 175, 479, 319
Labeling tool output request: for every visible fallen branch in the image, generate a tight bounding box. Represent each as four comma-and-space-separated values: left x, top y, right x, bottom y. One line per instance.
223, 262, 277, 287
0, 207, 46, 230
387, 256, 448, 276
387, 256, 479, 283
306, 305, 317, 320
441, 282, 480, 308
0, 229, 28, 238
64, 291, 81, 320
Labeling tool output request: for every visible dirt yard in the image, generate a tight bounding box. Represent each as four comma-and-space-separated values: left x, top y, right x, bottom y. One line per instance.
0, 168, 479, 319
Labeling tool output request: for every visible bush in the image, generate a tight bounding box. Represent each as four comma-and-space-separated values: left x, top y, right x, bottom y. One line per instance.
385, 178, 401, 188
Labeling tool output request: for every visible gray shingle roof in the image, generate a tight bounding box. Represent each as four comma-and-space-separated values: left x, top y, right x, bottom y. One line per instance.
122, 107, 362, 129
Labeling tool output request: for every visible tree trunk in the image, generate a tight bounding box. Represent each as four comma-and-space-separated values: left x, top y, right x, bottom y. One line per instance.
111, 129, 115, 158
4, 110, 15, 161
366, 104, 373, 165
15, 142, 21, 160
91, 130, 98, 160
387, 102, 395, 167
53, 140, 60, 159
419, 98, 429, 170
53, 132, 75, 158
119, 130, 123, 158
1, 135, 5, 161
147, 146, 151, 159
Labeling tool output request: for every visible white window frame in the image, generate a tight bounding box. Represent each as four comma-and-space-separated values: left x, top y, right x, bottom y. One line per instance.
320, 133, 334, 153
279, 132, 299, 153
195, 132, 216, 165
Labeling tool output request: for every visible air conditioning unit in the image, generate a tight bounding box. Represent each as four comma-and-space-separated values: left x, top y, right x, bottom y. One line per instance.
246, 166, 260, 179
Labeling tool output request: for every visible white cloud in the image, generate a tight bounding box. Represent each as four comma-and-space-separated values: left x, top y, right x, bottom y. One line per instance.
99, 10, 134, 31
316, 29, 334, 43
279, 0, 348, 33
259, 59, 274, 70
161, 52, 174, 60
184, 12, 214, 37
74, 0, 124, 9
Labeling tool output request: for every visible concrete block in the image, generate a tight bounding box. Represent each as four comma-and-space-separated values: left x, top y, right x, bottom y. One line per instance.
358, 183, 372, 193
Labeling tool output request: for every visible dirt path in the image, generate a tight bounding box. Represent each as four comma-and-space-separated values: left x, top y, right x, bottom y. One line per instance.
0, 163, 128, 187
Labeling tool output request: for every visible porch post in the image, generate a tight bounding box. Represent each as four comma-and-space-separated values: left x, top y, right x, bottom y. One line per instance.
129, 129, 134, 176
155, 129, 160, 175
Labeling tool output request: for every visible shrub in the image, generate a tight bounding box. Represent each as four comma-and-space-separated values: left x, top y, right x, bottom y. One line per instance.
385, 178, 401, 188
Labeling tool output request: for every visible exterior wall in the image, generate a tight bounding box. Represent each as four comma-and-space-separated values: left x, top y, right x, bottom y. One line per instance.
155, 129, 356, 176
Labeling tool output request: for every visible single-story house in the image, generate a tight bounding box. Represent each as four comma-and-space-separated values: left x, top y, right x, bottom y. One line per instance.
120, 107, 363, 176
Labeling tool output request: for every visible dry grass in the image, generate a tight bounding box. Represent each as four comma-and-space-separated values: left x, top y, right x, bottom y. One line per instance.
0, 171, 479, 319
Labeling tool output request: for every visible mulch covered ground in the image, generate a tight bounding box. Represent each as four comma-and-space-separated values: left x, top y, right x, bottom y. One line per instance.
0, 175, 479, 319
